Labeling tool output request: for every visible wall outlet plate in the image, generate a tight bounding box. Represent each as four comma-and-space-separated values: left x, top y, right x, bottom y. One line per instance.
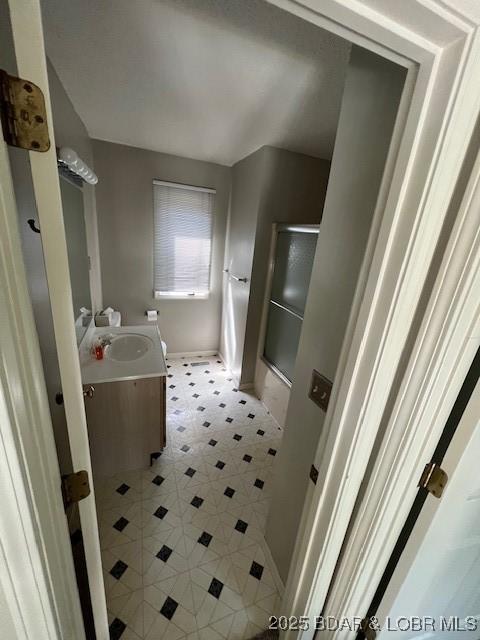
309, 370, 332, 412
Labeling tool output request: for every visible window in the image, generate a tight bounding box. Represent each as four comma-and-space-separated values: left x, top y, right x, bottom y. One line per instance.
263, 225, 319, 382
153, 180, 215, 298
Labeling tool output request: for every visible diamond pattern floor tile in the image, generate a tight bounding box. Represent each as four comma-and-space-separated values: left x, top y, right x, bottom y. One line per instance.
96, 356, 283, 638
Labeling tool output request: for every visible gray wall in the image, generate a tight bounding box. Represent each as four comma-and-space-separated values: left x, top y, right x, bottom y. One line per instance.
220, 146, 330, 383
48, 60, 94, 170
220, 148, 267, 380
92, 140, 231, 354
241, 147, 330, 384
266, 46, 406, 581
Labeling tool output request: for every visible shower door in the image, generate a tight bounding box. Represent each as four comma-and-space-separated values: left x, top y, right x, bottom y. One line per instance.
263, 224, 319, 382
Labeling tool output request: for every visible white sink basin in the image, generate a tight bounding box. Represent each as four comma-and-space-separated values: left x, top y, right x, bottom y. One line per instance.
106, 333, 153, 362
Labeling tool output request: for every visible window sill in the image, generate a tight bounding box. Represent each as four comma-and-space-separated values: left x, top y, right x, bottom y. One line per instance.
154, 291, 210, 300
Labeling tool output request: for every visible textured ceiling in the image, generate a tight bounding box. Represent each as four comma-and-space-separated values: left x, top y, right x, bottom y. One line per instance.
41, 0, 350, 166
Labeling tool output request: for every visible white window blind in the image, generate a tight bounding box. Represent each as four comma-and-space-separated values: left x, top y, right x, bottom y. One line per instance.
153, 180, 215, 298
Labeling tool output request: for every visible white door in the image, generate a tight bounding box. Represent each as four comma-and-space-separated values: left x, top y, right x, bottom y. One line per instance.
1, 1, 108, 638
376, 369, 480, 640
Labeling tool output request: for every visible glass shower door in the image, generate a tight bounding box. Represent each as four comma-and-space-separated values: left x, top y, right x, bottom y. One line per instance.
263, 225, 319, 382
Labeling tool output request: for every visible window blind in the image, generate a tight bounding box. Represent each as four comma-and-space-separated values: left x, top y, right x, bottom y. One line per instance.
153, 180, 215, 298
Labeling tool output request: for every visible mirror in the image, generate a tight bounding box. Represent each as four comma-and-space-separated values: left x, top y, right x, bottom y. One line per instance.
59, 175, 92, 344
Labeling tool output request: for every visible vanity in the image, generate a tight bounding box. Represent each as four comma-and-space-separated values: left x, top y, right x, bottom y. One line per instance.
79, 324, 167, 478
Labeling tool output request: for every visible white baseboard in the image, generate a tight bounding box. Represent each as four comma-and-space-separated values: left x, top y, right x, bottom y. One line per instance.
261, 401, 283, 432
260, 536, 285, 598
217, 352, 227, 367
216, 354, 257, 394
217, 353, 239, 385
238, 382, 254, 391
166, 350, 219, 359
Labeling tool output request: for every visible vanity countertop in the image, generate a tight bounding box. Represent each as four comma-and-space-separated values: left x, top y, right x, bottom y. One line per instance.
79, 324, 167, 385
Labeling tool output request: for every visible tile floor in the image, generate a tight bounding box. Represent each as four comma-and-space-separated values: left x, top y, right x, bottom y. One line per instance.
95, 356, 283, 640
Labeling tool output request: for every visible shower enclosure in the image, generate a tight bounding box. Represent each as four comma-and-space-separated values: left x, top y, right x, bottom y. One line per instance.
262, 224, 319, 383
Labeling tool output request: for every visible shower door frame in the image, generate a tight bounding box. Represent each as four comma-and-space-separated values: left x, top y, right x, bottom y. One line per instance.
259, 223, 320, 388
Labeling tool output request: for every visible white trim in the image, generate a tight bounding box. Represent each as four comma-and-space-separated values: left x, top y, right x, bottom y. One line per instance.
152, 179, 216, 194
154, 291, 210, 300
323, 142, 480, 640
166, 350, 219, 359
238, 382, 254, 391
260, 536, 285, 599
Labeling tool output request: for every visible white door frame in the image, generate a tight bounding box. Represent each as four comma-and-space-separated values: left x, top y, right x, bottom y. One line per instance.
322, 142, 480, 639
2, 1, 480, 638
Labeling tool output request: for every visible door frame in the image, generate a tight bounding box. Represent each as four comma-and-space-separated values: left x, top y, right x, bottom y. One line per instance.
2, 1, 480, 639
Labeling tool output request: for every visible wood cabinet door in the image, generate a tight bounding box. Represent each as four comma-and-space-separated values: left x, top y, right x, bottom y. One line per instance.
85, 377, 164, 478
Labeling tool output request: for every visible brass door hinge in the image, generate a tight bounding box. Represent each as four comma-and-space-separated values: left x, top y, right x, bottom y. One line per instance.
418, 461, 448, 498
0, 70, 50, 151
62, 470, 91, 509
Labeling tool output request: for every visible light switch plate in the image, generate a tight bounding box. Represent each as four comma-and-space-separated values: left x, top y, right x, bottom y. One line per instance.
309, 370, 332, 412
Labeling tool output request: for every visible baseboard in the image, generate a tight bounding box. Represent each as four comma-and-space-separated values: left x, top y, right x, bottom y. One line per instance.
217, 352, 228, 368
217, 354, 256, 393
260, 536, 285, 598
217, 353, 239, 386
166, 350, 219, 359
260, 400, 283, 432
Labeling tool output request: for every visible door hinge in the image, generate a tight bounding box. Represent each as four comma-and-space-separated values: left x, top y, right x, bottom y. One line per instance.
62, 470, 91, 509
418, 461, 447, 498
0, 70, 50, 152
